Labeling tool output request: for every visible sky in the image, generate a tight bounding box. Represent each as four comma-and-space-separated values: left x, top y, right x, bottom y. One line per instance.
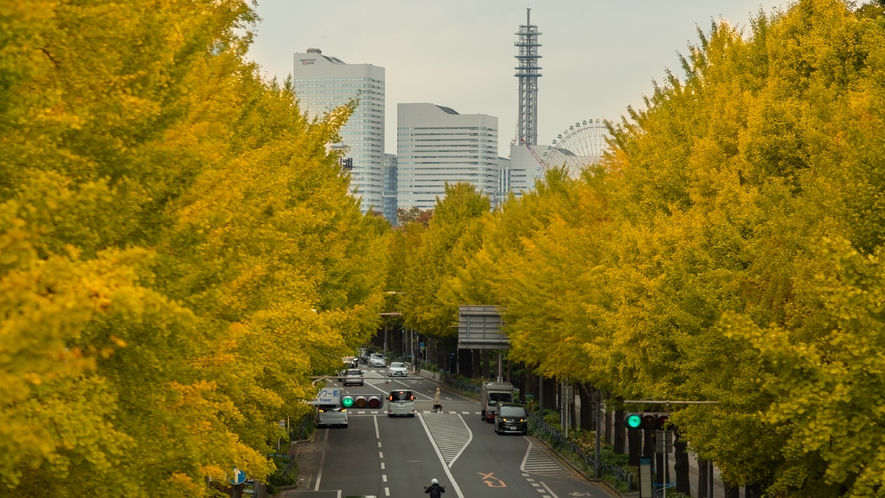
245, 0, 788, 156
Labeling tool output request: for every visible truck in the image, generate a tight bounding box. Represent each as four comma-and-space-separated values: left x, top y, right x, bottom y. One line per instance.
480, 381, 515, 423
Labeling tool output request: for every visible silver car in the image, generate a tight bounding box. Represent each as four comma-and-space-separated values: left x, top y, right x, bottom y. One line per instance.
369, 354, 386, 368
387, 390, 416, 417
386, 362, 408, 377
316, 404, 348, 427
338, 369, 364, 386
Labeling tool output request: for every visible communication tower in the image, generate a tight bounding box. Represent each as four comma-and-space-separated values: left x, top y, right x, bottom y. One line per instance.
515, 8, 542, 146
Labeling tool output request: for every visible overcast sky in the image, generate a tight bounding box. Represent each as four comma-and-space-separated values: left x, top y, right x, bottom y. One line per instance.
245, 1, 787, 156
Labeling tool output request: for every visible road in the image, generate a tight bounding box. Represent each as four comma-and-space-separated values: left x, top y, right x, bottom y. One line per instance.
284, 367, 611, 498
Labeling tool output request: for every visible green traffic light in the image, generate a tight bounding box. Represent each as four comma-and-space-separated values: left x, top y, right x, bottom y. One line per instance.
626, 414, 642, 429
342, 397, 354, 408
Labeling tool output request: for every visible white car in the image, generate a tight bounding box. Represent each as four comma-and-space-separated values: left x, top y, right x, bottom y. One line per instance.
369, 354, 386, 368
387, 362, 408, 377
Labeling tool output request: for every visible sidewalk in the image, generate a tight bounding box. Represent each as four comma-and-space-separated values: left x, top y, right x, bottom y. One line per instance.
411, 366, 736, 498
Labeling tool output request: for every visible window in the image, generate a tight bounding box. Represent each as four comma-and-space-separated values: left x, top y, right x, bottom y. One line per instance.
488, 393, 512, 406
389, 391, 414, 401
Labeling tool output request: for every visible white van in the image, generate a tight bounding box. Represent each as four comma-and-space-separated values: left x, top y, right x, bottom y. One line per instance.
387, 390, 416, 417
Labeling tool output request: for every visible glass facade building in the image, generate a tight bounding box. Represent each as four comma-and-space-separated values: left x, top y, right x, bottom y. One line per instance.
292, 49, 384, 215
383, 153, 397, 225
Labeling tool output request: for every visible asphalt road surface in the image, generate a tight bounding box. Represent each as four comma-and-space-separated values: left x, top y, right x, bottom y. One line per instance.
285, 368, 612, 498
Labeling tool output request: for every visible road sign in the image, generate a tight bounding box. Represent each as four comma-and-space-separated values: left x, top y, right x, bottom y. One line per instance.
314, 388, 340, 405
228, 466, 246, 485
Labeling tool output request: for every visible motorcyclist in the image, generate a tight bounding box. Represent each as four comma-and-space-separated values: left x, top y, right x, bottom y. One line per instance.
425, 478, 445, 498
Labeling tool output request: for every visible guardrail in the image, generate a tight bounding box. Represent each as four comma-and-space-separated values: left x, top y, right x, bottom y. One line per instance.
527, 412, 636, 491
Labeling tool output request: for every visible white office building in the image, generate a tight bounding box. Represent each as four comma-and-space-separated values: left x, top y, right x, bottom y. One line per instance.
292, 48, 384, 214
506, 144, 543, 199
397, 103, 498, 211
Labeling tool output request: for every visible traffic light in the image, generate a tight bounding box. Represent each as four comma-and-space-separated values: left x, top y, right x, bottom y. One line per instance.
626, 413, 642, 429
340, 394, 383, 409
625, 412, 670, 430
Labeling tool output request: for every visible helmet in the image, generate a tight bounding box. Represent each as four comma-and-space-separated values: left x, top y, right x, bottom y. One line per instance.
431, 479, 438, 485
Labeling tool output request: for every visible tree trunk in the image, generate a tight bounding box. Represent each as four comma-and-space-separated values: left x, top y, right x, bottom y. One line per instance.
457, 349, 470, 377
614, 399, 626, 454
724, 480, 740, 498
577, 384, 593, 433
642, 428, 655, 465
674, 432, 690, 495
746, 483, 761, 498
627, 428, 641, 467
542, 377, 557, 412
472, 350, 481, 378
697, 458, 709, 498
481, 350, 490, 379
604, 391, 613, 445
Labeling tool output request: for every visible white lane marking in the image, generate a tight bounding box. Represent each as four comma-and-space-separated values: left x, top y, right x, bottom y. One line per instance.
540, 481, 559, 498
385, 488, 390, 496
313, 462, 326, 491
378, 441, 382, 448
418, 413, 466, 498
381, 463, 385, 470
379, 452, 384, 458
521, 441, 568, 476
383, 475, 388, 482
374, 415, 380, 439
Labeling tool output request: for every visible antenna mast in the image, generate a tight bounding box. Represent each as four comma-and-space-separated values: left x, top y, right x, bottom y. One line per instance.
515, 7, 542, 146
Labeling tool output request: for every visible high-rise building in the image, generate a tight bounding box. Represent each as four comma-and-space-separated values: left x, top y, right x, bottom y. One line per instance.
383, 153, 397, 225
292, 48, 385, 215
397, 103, 498, 211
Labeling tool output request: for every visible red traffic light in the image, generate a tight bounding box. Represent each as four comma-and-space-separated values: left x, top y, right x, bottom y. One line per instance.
367, 396, 382, 409
656, 415, 670, 430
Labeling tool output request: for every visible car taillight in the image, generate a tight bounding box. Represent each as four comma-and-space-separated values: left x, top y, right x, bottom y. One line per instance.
410, 396, 414, 400
389, 395, 394, 401
318, 409, 325, 413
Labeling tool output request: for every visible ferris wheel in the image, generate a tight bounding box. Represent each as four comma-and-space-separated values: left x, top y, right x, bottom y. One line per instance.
540, 119, 609, 176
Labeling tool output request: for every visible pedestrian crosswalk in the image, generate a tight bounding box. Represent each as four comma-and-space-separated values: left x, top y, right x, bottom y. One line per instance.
420, 413, 473, 468
521, 441, 568, 477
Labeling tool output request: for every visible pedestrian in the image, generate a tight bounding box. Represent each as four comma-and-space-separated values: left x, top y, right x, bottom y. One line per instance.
425, 478, 445, 498
432, 387, 442, 413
